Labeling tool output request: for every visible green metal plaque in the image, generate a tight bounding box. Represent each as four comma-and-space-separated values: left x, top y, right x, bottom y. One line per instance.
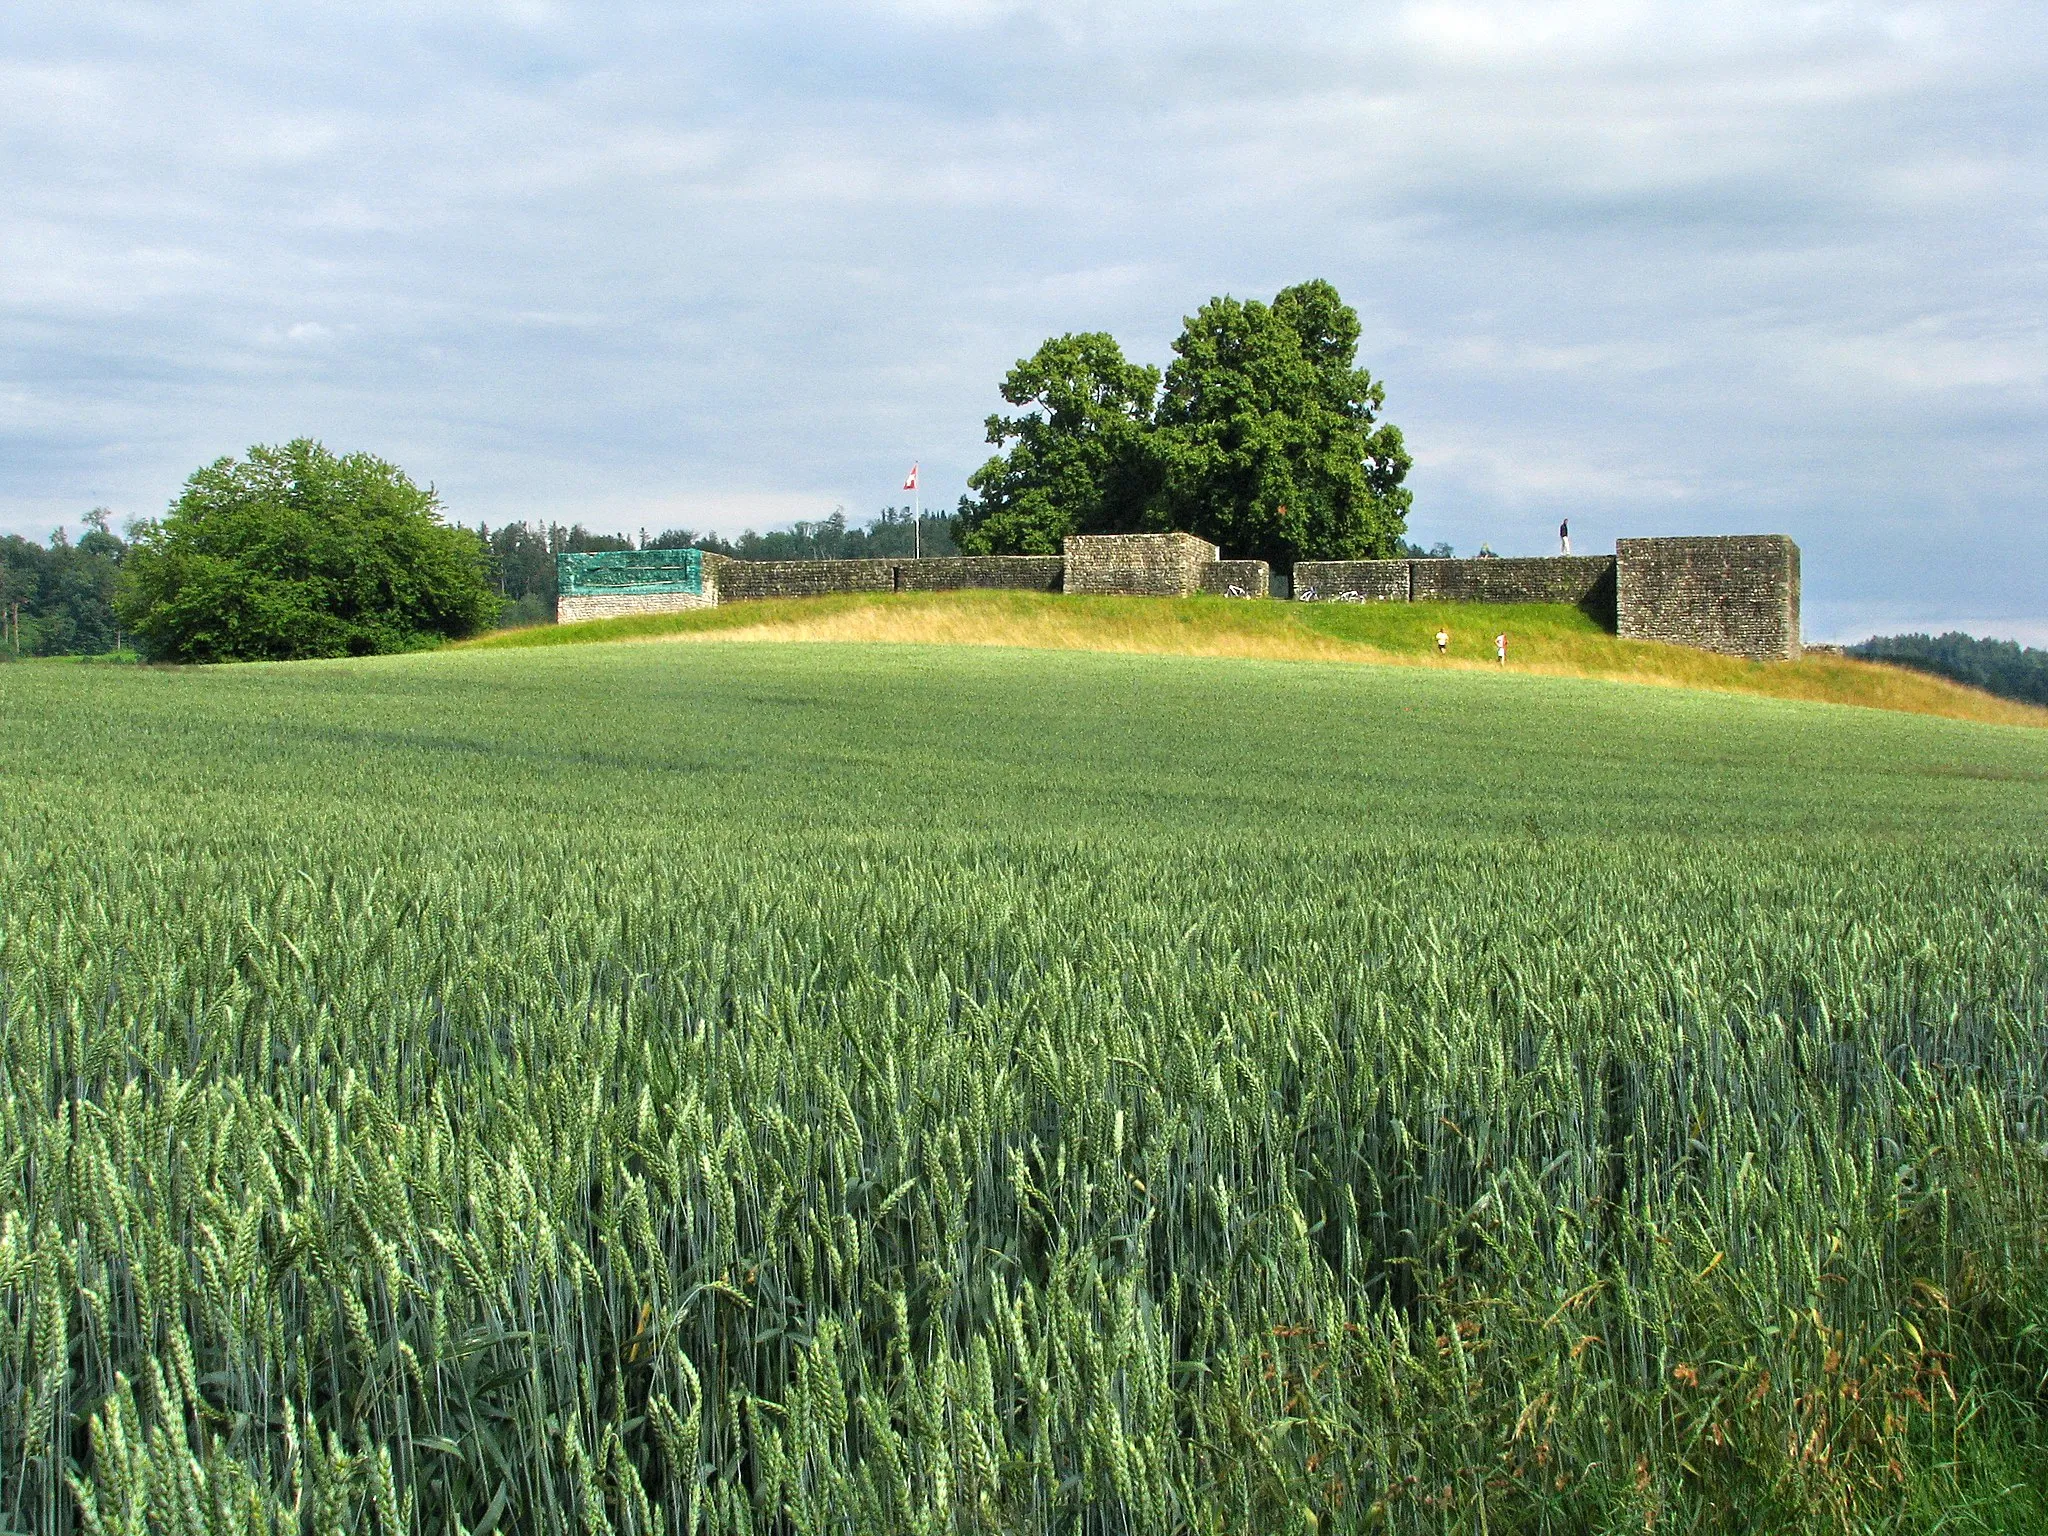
558, 548, 704, 597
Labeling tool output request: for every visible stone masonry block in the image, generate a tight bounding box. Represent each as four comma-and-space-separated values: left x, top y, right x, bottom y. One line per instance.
1616, 535, 1800, 661
1200, 560, 1271, 598
1062, 533, 1218, 596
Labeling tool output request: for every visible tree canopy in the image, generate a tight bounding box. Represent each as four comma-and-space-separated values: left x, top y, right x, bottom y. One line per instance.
955, 333, 1161, 555
1850, 631, 2048, 709
117, 440, 498, 662
955, 281, 1411, 565
1, 511, 127, 657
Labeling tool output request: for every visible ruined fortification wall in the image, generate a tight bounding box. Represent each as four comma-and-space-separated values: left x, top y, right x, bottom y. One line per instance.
554, 530, 1801, 663
901, 556, 1065, 592
1063, 533, 1218, 596
1294, 555, 1617, 622
1199, 560, 1271, 598
1616, 536, 1800, 661
1292, 560, 1411, 602
556, 589, 716, 623
703, 554, 1063, 602
1413, 556, 1616, 621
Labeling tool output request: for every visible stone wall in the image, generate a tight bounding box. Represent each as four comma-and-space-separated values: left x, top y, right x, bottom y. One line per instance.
556, 589, 716, 623
900, 556, 1065, 592
1293, 555, 1617, 621
1292, 560, 1411, 602
704, 554, 1063, 602
553, 533, 1801, 662
1063, 533, 1219, 596
1199, 559, 1271, 598
705, 555, 893, 601
1615, 535, 1800, 661
1412, 556, 1617, 623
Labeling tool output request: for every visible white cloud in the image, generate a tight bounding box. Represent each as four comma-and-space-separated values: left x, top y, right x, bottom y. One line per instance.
0, 0, 2042, 623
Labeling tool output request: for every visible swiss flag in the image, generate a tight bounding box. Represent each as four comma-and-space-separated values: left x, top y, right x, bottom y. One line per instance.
903, 463, 919, 491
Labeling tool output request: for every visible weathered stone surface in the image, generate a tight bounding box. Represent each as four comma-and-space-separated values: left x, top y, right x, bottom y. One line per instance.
1616, 536, 1800, 661
1063, 533, 1218, 596
1295, 555, 1618, 624
1412, 556, 1617, 622
1199, 560, 1271, 598
899, 557, 1065, 592
549, 532, 1802, 664
556, 590, 715, 623
700, 554, 1064, 602
1292, 560, 1411, 602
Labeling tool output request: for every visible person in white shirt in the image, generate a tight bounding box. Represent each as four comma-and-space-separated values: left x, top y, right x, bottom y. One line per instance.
1436, 627, 1449, 656
1495, 632, 1507, 665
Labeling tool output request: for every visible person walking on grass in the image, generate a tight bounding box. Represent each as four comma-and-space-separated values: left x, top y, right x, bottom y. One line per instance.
1436, 626, 1449, 657
1495, 631, 1507, 666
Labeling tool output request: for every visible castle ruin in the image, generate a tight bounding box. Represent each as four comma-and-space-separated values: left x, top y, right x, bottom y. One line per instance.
558, 531, 1802, 663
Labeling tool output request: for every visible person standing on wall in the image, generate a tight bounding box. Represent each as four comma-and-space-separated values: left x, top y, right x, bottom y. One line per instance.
1495, 631, 1507, 666
1559, 518, 1571, 555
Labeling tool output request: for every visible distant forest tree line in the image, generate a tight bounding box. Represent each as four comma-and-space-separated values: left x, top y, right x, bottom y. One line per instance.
1, 511, 127, 657
1848, 632, 2048, 709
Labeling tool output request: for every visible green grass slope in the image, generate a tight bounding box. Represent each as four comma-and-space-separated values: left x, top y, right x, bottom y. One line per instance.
468, 588, 2048, 727
4, 644, 2047, 1533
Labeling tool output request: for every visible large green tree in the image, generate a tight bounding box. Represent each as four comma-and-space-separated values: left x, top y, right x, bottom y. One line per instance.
957, 282, 1412, 566
954, 332, 1162, 555
118, 440, 498, 662
1152, 279, 1411, 568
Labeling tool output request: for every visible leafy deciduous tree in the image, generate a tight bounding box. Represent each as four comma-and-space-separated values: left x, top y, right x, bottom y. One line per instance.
1152, 279, 1412, 569
118, 440, 498, 662
955, 283, 1412, 567
955, 333, 1162, 555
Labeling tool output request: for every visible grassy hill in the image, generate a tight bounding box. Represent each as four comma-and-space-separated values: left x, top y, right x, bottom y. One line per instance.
467, 588, 2048, 726
4, 642, 2046, 1533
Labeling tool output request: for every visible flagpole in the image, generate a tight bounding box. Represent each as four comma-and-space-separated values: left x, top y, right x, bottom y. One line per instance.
913, 464, 920, 560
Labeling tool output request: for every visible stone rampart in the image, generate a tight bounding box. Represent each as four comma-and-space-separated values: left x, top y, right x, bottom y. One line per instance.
556, 589, 716, 624
701, 554, 1064, 602
899, 556, 1065, 592
1412, 556, 1617, 621
1294, 555, 1617, 622
1199, 560, 1271, 598
1063, 533, 1218, 596
1616, 535, 1800, 661
552, 529, 1802, 661
1292, 560, 1411, 602
705, 555, 893, 601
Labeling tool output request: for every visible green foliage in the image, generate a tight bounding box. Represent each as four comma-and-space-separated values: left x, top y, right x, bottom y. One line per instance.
0, 511, 128, 657
117, 440, 498, 662
956, 282, 1412, 565
478, 520, 633, 612
1851, 630, 2048, 708
663, 507, 960, 564
2, 643, 2047, 1533
1152, 280, 1413, 568
956, 334, 1162, 554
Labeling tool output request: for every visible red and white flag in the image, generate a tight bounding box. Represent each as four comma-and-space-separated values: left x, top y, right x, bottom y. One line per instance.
903, 463, 919, 491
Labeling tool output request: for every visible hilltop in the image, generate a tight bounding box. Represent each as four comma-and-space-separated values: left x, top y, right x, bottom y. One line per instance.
464, 587, 2047, 727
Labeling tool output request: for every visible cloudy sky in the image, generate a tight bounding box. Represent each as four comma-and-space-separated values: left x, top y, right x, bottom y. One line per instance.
3, 1, 2043, 641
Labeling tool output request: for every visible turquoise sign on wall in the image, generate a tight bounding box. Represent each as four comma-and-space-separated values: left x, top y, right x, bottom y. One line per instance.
557, 548, 704, 597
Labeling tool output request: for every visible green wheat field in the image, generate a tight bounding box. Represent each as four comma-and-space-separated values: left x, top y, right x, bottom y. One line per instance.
4, 636, 2047, 1534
